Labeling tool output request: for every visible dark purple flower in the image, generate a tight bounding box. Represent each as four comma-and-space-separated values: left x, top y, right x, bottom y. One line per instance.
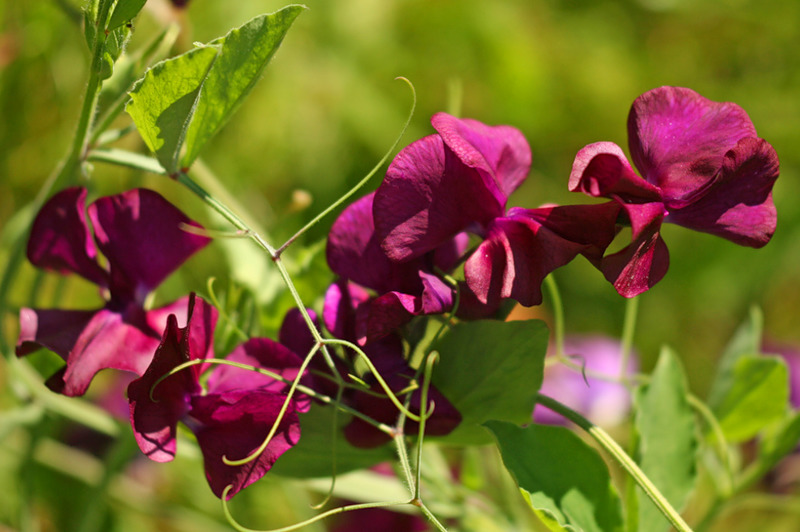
128, 294, 310, 499
569, 86, 779, 297
373, 113, 618, 307
17, 187, 210, 396
325, 192, 468, 344
534, 336, 637, 427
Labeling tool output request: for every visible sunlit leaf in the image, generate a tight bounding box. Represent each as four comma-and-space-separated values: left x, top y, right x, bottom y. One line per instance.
431, 319, 548, 444
180, 5, 305, 168
634, 347, 697, 531
707, 307, 763, 409
126, 46, 219, 173
713, 354, 788, 442
107, 0, 147, 32
486, 421, 624, 532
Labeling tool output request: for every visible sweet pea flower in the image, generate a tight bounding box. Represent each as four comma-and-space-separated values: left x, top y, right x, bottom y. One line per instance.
128, 294, 310, 499
534, 336, 637, 427
325, 192, 470, 344
373, 113, 619, 307
16, 187, 210, 396
569, 86, 779, 297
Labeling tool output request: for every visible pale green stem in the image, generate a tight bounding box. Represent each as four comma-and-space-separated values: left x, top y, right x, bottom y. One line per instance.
619, 295, 639, 385
544, 275, 565, 358
536, 393, 693, 532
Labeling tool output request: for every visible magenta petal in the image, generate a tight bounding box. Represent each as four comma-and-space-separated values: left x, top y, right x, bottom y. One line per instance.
431, 112, 531, 200
374, 134, 505, 262
569, 142, 662, 201
88, 189, 211, 301
601, 202, 669, 298
323, 280, 370, 342
327, 193, 422, 293
189, 390, 301, 499
628, 86, 758, 201
16, 307, 98, 360
128, 315, 196, 462
128, 294, 215, 461
278, 307, 319, 359
465, 204, 620, 306
26, 187, 108, 286
665, 137, 779, 247
356, 291, 418, 344
207, 337, 312, 413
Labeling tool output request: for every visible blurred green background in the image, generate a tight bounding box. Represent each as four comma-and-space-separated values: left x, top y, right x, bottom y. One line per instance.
1, 0, 799, 530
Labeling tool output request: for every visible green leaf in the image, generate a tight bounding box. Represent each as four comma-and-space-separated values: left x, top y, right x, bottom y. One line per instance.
712, 354, 788, 442
180, 5, 305, 168
486, 421, 624, 532
634, 347, 697, 532
270, 404, 393, 478
126, 46, 219, 173
431, 319, 548, 444
707, 307, 763, 409
758, 411, 800, 473
107, 0, 147, 31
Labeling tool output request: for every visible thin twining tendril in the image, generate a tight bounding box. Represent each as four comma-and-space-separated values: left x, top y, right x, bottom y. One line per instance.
321, 337, 432, 424
178, 221, 251, 239
221, 485, 414, 532
146, 352, 395, 459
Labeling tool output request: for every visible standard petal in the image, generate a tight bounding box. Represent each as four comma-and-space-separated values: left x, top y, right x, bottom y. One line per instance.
88, 189, 211, 302
327, 193, 423, 294
374, 134, 504, 262
278, 307, 319, 359
601, 202, 670, 298
628, 86, 758, 201
322, 280, 370, 342
569, 142, 662, 201
431, 112, 531, 200
665, 137, 779, 247
189, 390, 301, 499
26, 187, 108, 286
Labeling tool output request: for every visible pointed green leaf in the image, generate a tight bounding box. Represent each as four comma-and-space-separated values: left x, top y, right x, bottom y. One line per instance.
634, 348, 697, 532
431, 320, 548, 444
707, 307, 763, 409
180, 5, 305, 168
126, 46, 219, 173
486, 421, 624, 532
107, 0, 147, 31
713, 355, 788, 442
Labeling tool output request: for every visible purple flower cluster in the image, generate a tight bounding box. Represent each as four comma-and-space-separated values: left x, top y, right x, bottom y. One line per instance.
15, 85, 779, 502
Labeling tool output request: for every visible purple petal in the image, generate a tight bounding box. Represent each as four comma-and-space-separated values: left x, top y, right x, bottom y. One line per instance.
127, 294, 216, 461
16, 307, 98, 360
26, 187, 108, 287
323, 280, 370, 342
465, 204, 620, 306
601, 202, 669, 298
207, 337, 312, 412
88, 189, 211, 302
374, 133, 505, 262
189, 390, 301, 499
569, 142, 662, 201
665, 137, 779, 247
278, 307, 319, 359
431, 112, 531, 200
628, 86, 758, 202
327, 193, 424, 294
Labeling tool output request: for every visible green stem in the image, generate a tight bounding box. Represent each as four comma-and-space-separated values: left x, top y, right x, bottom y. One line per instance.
544, 275, 565, 358
536, 393, 694, 532
619, 295, 639, 385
